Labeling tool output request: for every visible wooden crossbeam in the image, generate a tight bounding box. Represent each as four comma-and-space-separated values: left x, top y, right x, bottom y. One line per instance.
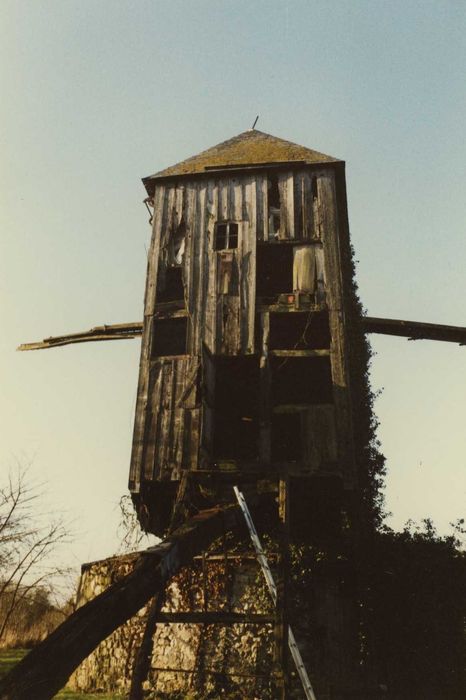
362, 316, 466, 345
17, 316, 466, 352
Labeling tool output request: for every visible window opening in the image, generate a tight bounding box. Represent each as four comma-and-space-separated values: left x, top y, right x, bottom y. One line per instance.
209, 356, 259, 460
152, 317, 188, 356
157, 267, 184, 303
272, 413, 301, 461
268, 174, 281, 239
256, 244, 293, 298
269, 311, 331, 350
271, 356, 333, 405
214, 222, 239, 251
311, 176, 318, 201
171, 221, 186, 266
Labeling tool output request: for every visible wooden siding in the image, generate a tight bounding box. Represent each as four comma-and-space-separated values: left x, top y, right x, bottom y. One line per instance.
130, 166, 356, 493
139, 356, 199, 484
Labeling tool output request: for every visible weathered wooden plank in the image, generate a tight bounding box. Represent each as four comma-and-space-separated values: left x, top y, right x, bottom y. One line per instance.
182, 408, 200, 470
200, 345, 216, 464
142, 361, 162, 482
17, 323, 143, 351
301, 171, 314, 241
158, 364, 175, 479
259, 312, 271, 463
216, 250, 239, 295
302, 404, 338, 473
278, 172, 295, 240
255, 174, 268, 241
228, 177, 238, 222
293, 171, 303, 241
145, 184, 167, 316
153, 186, 176, 312
129, 315, 153, 491
362, 317, 466, 344
185, 182, 198, 354
274, 476, 290, 698
232, 178, 242, 222
312, 173, 322, 240
203, 184, 217, 355
318, 172, 355, 487
174, 183, 185, 229
192, 183, 208, 355
217, 293, 241, 354
241, 177, 256, 354
171, 410, 185, 481
219, 178, 229, 220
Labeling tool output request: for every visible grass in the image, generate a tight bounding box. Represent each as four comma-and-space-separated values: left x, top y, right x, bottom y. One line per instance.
0, 648, 123, 699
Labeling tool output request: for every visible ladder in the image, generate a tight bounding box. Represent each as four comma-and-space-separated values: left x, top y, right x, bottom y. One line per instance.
233, 486, 317, 700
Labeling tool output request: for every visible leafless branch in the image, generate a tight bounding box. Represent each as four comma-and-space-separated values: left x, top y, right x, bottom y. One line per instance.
0, 466, 71, 642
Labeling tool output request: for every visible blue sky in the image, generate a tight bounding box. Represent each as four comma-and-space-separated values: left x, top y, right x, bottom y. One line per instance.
1, 0, 465, 571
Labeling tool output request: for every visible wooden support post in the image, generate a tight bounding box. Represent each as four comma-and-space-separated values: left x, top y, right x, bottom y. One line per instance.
260, 311, 272, 463
129, 590, 165, 700
274, 476, 290, 699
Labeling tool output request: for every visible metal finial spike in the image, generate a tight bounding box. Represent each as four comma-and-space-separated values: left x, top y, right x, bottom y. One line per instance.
251, 115, 259, 130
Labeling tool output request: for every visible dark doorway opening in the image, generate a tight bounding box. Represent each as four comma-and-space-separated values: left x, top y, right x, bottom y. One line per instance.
272, 412, 301, 462
211, 356, 260, 460
152, 317, 188, 357
256, 244, 293, 298
271, 356, 333, 405
269, 311, 331, 350
158, 267, 184, 303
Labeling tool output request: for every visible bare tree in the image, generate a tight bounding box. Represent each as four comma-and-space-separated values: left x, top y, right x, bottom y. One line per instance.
0, 465, 69, 643
116, 494, 159, 553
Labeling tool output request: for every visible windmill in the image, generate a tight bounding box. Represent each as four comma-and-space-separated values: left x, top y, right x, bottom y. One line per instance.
4, 129, 465, 700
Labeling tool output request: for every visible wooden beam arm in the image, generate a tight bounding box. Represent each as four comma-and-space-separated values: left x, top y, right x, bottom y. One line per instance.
362, 316, 466, 345
17, 322, 143, 351
17, 316, 466, 352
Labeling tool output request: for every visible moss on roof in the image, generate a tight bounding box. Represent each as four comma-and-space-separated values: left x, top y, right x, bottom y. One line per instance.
144, 129, 340, 183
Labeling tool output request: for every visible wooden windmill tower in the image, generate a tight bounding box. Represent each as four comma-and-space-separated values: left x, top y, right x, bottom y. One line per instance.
124, 129, 362, 697
129, 128, 357, 538
7, 129, 466, 700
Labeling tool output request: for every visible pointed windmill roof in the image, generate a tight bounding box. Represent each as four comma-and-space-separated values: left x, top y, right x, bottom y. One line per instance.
143, 129, 340, 192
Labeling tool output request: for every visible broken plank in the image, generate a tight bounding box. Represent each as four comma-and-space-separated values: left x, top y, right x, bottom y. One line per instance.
17, 322, 143, 351
362, 317, 466, 345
